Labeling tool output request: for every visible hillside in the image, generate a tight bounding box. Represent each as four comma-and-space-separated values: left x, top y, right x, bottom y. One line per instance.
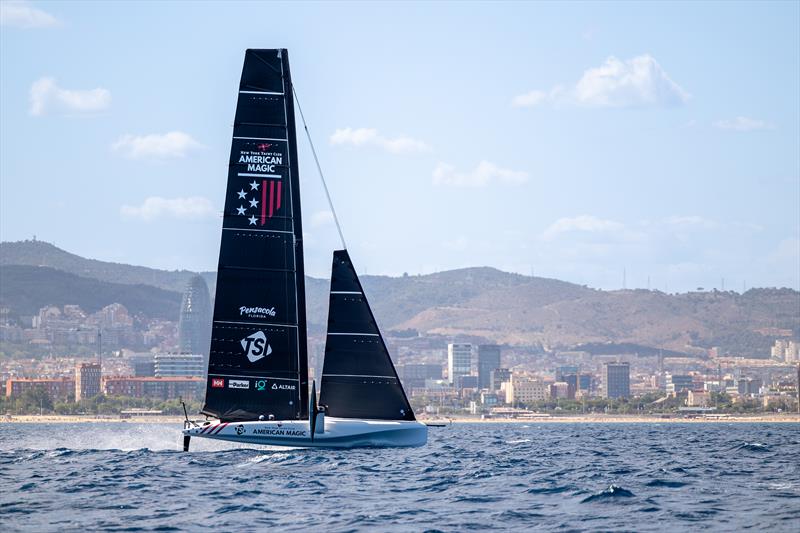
0, 240, 215, 294
0, 265, 181, 321
1, 240, 798, 355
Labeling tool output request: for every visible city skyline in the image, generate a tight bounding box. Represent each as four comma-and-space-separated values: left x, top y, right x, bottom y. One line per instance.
1, 1, 798, 293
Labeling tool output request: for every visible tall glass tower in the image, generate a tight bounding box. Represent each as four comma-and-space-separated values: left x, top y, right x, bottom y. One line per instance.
177, 275, 212, 364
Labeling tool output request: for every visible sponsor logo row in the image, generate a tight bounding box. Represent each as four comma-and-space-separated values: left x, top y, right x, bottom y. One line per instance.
210, 377, 297, 392
234, 424, 306, 437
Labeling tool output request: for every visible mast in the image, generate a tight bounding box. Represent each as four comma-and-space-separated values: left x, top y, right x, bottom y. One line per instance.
202, 49, 309, 422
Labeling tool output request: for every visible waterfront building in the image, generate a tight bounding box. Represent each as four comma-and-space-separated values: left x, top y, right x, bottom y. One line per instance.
550, 381, 572, 399
555, 366, 591, 396
505, 375, 550, 405
480, 392, 499, 406
666, 374, 694, 395
737, 378, 763, 396
447, 343, 472, 386
177, 275, 212, 359
102, 376, 204, 400
153, 353, 204, 377
490, 368, 512, 391
5, 377, 75, 400
75, 363, 101, 401
129, 354, 156, 377
397, 364, 442, 389
555, 366, 579, 381
602, 362, 630, 399
687, 390, 710, 407
477, 345, 501, 389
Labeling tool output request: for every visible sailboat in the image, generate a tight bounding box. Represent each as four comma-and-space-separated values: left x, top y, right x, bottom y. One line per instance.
182, 49, 427, 450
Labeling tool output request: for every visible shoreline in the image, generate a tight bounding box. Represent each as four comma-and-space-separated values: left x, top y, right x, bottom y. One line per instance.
2, 414, 798, 424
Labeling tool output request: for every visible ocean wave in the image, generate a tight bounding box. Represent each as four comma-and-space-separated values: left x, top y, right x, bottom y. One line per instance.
581, 485, 635, 503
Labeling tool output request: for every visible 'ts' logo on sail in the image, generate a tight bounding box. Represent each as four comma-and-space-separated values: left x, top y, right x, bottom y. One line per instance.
240, 331, 272, 362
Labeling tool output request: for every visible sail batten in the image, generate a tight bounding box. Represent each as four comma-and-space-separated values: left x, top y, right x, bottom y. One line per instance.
202, 49, 308, 423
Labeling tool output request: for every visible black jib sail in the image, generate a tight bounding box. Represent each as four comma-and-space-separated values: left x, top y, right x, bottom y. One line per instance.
318, 250, 415, 421
202, 49, 309, 422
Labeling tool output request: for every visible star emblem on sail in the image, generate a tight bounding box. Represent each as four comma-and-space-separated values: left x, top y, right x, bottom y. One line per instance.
235, 179, 282, 225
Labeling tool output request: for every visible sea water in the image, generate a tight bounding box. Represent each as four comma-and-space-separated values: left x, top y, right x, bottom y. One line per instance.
0, 422, 798, 531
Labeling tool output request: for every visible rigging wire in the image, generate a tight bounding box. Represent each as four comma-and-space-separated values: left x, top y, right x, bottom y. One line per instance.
292, 84, 347, 250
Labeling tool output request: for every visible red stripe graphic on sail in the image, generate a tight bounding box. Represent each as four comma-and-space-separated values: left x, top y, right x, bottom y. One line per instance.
276, 181, 281, 210
269, 180, 275, 218
261, 180, 267, 225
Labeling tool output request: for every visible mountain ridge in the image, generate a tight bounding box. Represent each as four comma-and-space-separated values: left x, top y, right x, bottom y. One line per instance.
1, 240, 797, 355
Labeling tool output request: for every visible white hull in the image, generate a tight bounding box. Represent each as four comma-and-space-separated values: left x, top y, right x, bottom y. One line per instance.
183, 417, 427, 449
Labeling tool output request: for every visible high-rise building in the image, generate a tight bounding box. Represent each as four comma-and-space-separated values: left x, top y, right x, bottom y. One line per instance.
178, 275, 212, 360
490, 368, 512, 391
398, 364, 442, 389
154, 353, 205, 377
602, 362, 630, 399
477, 345, 501, 389
447, 343, 472, 385
75, 363, 101, 401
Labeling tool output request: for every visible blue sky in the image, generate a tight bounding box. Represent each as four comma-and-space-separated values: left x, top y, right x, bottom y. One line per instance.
1, 1, 798, 291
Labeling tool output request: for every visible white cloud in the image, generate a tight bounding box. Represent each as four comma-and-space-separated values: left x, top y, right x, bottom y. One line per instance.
512, 90, 548, 108
29, 77, 110, 116
432, 160, 528, 187
663, 215, 720, 230
512, 54, 689, 109
120, 197, 216, 221
310, 210, 334, 228
112, 131, 203, 159
713, 116, 774, 131
575, 55, 689, 107
1, 1, 59, 28
330, 128, 431, 154
541, 215, 626, 241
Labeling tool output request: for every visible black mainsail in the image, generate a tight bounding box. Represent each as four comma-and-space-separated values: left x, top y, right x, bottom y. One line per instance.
318, 250, 415, 421
202, 49, 309, 422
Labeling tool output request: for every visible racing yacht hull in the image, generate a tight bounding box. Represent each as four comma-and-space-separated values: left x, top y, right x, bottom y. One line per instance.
183, 417, 427, 448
